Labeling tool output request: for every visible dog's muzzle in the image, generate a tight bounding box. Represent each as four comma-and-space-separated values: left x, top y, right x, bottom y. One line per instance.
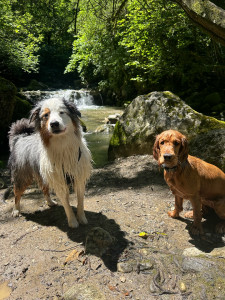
50, 121, 64, 134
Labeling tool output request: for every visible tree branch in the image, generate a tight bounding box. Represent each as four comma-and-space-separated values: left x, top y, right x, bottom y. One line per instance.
172, 0, 225, 46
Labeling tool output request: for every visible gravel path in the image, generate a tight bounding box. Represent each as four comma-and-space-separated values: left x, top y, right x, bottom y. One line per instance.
1, 155, 225, 299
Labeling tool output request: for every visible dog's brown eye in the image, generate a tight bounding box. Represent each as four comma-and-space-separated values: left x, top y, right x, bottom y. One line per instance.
160, 141, 164, 145
60, 112, 64, 115
174, 141, 179, 146
43, 113, 49, 118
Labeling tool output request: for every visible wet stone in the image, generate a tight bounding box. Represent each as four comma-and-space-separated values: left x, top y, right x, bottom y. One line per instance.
117, 261, 135, 273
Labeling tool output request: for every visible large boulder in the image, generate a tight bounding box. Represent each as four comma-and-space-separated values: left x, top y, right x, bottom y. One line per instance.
108, 91, 225, 170
190, 130, 225, 170
0, 77, 17, 129
0, 77, 17, 153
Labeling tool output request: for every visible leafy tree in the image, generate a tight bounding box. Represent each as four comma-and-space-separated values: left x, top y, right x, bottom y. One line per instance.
0, 0, 80, 84
66, 1, 131, 102
66, 0, 225, 104
116, 0, 218, 92
0, 0, 43, 76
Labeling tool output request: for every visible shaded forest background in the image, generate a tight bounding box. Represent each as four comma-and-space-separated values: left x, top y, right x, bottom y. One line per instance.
1, 0, 225, 155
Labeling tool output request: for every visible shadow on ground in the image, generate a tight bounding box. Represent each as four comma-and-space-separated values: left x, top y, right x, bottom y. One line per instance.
169, 214, 225, 252
22, 206, 128, 272
87, 161, 166, 196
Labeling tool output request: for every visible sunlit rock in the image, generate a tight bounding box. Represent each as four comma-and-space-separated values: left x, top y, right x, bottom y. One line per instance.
108, 91, 225, 170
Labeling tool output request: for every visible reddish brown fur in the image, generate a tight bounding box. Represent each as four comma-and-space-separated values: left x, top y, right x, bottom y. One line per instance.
13, 179, 51, 214
72, 120, 79, 135
40, 108, 52, 146
153, 129, 225, 235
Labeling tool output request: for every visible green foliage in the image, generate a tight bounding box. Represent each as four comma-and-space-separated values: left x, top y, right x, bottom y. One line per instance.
66, 1, 132, 103
117, 0, 211, 88
66, 0, 225, 106
0, 0, 43, 74
0, 0, 77, 81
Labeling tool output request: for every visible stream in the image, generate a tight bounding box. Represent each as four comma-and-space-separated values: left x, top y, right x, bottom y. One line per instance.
21, 89, 124, 168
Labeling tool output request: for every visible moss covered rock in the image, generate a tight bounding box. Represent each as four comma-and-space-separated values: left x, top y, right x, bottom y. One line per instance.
0, 77, 17, 152
108, 91, 225, 170
0, 77, 16, 128
12, 96, 31, 122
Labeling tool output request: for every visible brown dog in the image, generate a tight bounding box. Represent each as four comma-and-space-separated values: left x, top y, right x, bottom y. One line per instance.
153, 129, 225, 235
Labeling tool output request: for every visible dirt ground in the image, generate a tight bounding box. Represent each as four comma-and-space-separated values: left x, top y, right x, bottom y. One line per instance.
1, 155, 225, 300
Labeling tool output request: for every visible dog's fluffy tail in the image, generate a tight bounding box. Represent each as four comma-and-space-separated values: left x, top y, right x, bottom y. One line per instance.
9, 118, 35, 151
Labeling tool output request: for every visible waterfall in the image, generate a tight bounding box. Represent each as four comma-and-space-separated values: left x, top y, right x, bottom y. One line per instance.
20, 89, 97, 110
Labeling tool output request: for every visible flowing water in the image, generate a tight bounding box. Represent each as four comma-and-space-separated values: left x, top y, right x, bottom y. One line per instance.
21, 89, 124, 168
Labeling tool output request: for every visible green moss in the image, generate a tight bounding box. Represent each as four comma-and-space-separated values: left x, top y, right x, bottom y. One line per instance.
163, 91, 178, 100
109, 121, 127, 147
198, 115, 225, 133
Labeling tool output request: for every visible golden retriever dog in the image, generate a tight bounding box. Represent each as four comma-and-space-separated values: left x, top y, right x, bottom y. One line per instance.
153, 129, 225, 235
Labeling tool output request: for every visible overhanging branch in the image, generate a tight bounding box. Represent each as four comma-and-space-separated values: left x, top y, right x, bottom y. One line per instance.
172, 0, 225, 46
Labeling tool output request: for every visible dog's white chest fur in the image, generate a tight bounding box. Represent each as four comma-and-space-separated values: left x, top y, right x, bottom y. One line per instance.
40, 132, 90, 190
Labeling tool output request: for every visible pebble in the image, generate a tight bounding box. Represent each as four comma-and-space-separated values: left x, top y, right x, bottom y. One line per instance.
117, 262, 134, 273
139, 260, 153, 271
179, 281, 186, 292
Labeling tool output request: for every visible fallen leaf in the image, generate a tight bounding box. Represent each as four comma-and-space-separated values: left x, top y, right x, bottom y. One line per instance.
156, 232, 167, 236
64, 249, 84, 265
139, 232, 148, 239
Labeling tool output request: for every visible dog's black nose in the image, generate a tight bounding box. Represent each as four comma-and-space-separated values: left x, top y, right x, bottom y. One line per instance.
163, 154, 172, 161
50, 121, 59, 129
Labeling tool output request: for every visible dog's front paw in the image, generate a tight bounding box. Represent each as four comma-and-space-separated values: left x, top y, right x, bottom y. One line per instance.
68, 217, 79, 228
12, 209, 20, 217
168, 210, 180, 218
77, 213, 88, 225
184, 210, 194, 219
190, 223, 203, 235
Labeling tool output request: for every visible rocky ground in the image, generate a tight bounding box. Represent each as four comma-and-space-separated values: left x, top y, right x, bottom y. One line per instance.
0, 155, 225, 300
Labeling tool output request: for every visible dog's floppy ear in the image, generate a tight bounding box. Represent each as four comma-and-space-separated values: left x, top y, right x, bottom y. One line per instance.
179, 136, 188, 162
153, 134, 160, 161
29, 105, 41, 123
63, 99, 81, 119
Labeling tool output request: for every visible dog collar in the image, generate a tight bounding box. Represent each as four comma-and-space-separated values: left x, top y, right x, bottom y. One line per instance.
78, 147, 82, 162
162, 164, 178, 172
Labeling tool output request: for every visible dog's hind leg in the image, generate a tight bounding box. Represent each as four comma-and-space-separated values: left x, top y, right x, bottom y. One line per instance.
76, 183, 88, 225
12, 184, 27, 217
